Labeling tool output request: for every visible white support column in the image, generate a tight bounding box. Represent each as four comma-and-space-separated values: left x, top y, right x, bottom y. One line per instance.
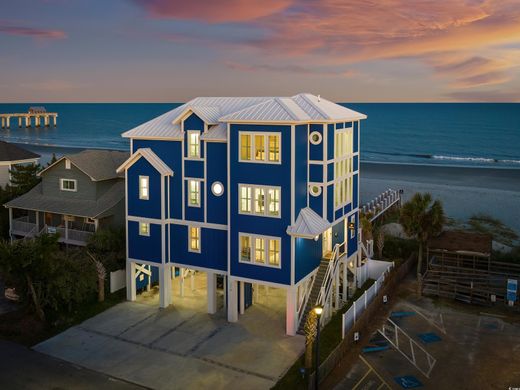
342, 260, 348, 300
180, 267, 185, 297
18, 117, 22, 128
35, 211, 39, 233
146, 265, 151, 292
35, 116, 40, 127
286, 286, 298, 336
25, 116, 30, 128
191, 272, 195, 292
52, 115, 57, 126
126, 261, 136, 301
6, 117, 10, 129
239, 281, 245, 315
1, 117, 4, 129
159, 264, 172, 308
8, 208, 13, 241
207, 271, 217, 314
227, 277, 238, 322
44, 116, 50, 126
335, 268, 340, 309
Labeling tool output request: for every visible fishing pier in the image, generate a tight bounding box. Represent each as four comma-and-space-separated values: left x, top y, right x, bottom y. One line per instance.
1, 106, 58, 129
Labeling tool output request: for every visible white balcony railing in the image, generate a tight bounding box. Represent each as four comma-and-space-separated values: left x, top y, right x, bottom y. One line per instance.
12, 217, 37, 236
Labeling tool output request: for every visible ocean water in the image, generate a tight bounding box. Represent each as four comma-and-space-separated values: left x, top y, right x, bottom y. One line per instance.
0, 103, 519, 168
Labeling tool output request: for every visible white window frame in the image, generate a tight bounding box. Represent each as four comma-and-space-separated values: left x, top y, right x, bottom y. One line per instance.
238, 184, 281, 218
139, 222, 150, 237
238, 131, 281, 164
188, 226, 201, 253
187, 130, 201, 159
238, 233, 281, 269
65, 159, 71, 169
334, 126, 354, 210
309, 131, 322, 145
309, 184, 322, 197
187, 179, 201, 207
60, 178, 77, 192
211, 181, 224, 197
139, 175, 149, 200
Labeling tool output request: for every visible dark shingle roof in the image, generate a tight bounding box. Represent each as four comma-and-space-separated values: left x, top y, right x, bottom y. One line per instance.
0, 141, 40, 162
4, 181, 124, 218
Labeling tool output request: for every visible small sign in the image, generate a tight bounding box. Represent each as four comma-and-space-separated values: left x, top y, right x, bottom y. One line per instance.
47, 226, 57, 234
507, 279, 517, 302
383, 295, 388, 303
354, 332, 360, 341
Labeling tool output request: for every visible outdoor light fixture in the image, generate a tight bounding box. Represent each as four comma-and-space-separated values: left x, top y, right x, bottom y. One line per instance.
314, 305, 323, 389
314, 235, 319, 241
348, 221, 355, 230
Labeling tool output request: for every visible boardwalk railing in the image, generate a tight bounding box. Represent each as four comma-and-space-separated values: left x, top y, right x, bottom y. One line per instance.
361, 188, 401, 222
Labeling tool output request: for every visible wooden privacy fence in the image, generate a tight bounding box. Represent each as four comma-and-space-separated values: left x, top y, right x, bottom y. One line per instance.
308, 253, 417, 390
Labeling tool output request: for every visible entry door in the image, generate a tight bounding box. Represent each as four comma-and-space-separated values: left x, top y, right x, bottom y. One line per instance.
322, 228, 332, 258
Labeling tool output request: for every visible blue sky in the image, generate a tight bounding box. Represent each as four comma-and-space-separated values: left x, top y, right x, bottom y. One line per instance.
1, 0, 519, 102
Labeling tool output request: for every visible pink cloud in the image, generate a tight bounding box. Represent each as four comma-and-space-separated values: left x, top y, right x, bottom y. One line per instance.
225, 61, 355, 77
0, 23, 66, 39
131, 0, 293, 23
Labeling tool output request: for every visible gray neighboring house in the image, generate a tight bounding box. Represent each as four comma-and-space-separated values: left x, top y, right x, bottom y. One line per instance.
0, 141, 40, 187
5, 150, 128, 246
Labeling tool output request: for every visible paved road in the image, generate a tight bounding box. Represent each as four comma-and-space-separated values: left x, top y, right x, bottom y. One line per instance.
0, 341, 146, 390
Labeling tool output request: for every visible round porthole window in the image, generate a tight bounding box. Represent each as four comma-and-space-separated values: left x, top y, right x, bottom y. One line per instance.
211, 181, 224, 196
309, 185, 322, 197
309, 131, 322, 145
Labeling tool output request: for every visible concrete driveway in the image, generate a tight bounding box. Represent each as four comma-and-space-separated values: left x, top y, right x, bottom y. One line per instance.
34, 275, 304, 390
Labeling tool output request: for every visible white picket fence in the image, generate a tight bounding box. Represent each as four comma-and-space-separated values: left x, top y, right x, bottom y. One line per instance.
110, 269, 126, 293
342, 261, 394, 339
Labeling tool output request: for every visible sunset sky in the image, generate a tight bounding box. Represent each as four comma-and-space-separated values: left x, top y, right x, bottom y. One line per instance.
1, 0, 520, 102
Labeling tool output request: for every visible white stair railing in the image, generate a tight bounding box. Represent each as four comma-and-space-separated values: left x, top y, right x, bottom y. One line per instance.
297, 273, 315, 327
316, 241, 346, 322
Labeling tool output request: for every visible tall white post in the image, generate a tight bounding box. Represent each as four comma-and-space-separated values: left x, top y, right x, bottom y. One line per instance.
35, 211, 39, 233
126, 261, 136, 301
191, 272, 195, 292
286, 286, 298, 336
1, 117, 4, 128
239, 281, 245, 315
227, 277, 238, 322
25, 116, 30, 127
8, 208, 13, 240
207, 271, 217, 314
18, 117, 22, 128
342, 260, 348, 300
6, 117, 10, 129
159, 265, 172, 308
180, 267, 185, 297
335, 268, 340, 309
44, 116, 50, 126
35, 116, 40, 127
52, 115, 57, 126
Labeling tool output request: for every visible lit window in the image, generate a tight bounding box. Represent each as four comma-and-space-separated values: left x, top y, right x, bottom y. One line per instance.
239, 233, 281, 268
240, 236, 251, 262
240, 134, 251, 160
188, 131, 200, 158
211, 181, 224, 196
139, 176, 149, 200
188, 180, 200, 207
139, 222, 150, 236
334, 126, 354, 209
189, 226, 200, 252
268, 239, 280, 266
239, 185, 280, 217
65, 160, 71, 169
60, 178, 77, 192
268, 135, 279, 162
240, 186, 252, 213
239, 132, 280, 163
255, 238, 265, 264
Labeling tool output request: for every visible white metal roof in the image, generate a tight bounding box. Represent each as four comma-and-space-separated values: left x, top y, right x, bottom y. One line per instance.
201, 123, 227, 142
121, 94, 366, 139
286, 207, 331, 239
116, 148, 173, 176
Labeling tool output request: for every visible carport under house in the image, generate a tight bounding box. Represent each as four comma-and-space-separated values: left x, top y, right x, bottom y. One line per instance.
117, 94, 367, 335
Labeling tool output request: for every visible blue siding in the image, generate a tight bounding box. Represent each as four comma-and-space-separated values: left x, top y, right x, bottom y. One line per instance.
332, 219, 344, 247
327, 124, 334, 160
207, 143, 227, 225
295, 237, 321, 283
132, 139, 182, 220
128, 221, 162, 263
343, 202, 352, 216
353, 121, 359, 153
327, 163, 334, 182
295, 124, 308, 216
327, 184, 334, 222
336, 122, 344, 129
229, 123, 291, 285
309, 192, 323, 216
309, 164, 322, 183
353, 174, 359, 209
185, 181, 204, 222
309, 124, 323, 161
169, 224, 227, 271
127, 158, 162, 219
185, 160, 204, 178
354, 155, 359, 172
347, 213, 358, 257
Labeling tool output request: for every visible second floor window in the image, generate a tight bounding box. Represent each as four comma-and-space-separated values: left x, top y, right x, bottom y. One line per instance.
334, 127, 354, 209
188, 131, 200, 158
139, 176, 149, 200
60, 178, 77, 192
188, 179, 200, 207
189, 226, 201, 252
239, 184, 280, 218
239, 132, 281, 163
139, 222, 150, 236
239, 233, 281, 268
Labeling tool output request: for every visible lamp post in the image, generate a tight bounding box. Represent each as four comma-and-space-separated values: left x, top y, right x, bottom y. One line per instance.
314, 305, 323, 389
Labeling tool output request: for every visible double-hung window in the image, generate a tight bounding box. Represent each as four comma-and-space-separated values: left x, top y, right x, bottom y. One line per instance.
239, 233, 281, 268
139, 222, 150, 236
239, 184, 280, 218
60, 178, 77, 192
189, 226, 201, 252
188, 131, 200, 158
139, 176, 149, 200
334, 127, 354, 209
239, 132, 281, 163
188, 179, 201, 207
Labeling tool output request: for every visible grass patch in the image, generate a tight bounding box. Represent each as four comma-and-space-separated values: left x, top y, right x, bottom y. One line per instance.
468, 214, 519, 246
272, 280, 375, 390
0, 289, 126, 347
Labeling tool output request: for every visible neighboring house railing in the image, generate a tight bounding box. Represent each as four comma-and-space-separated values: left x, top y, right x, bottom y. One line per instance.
42, 224, 94, 246
11, 216, 37, 235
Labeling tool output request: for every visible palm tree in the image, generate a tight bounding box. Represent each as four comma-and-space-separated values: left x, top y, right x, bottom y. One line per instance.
400, 193, 445, 280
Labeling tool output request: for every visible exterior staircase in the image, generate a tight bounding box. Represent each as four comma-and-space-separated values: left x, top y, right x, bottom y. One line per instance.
297, 260, 330, 334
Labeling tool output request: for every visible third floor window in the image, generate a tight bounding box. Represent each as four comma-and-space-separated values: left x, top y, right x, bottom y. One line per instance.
239, 132, 280, 163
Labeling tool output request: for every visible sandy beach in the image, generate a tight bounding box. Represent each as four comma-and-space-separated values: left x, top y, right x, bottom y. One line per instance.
361, 162, 520, 233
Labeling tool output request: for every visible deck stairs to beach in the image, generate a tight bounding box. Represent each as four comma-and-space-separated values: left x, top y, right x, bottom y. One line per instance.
422, 256, 520, 305
297, 259, 330, 334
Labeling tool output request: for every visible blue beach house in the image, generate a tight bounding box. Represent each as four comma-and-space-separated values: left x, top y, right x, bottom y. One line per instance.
117, 94, 366, 335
